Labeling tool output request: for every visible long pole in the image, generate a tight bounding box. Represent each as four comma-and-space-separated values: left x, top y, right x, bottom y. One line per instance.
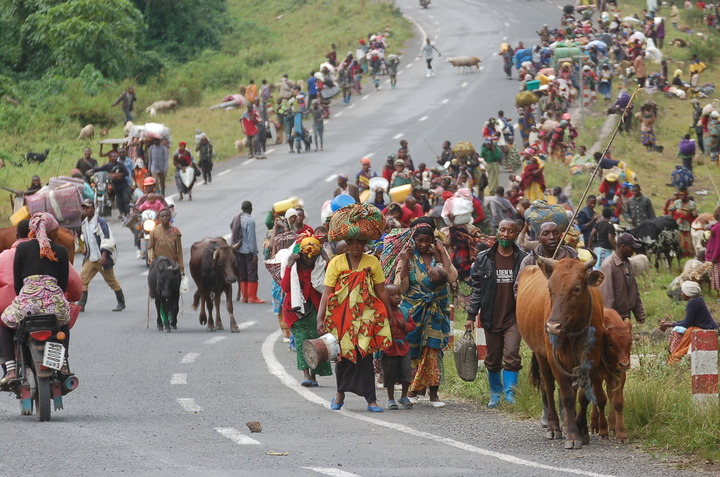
553, 86, 643, 259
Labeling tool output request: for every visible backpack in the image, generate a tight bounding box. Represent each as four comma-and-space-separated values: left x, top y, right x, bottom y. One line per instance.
671, 165, 694, 190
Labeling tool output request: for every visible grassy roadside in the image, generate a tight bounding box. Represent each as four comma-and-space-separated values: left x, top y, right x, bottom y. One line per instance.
0, 0, 413, 223
441, 1, 720, 467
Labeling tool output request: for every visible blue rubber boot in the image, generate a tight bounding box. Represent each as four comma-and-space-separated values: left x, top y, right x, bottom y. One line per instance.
502, 370, 520, 404
488, 372, 503, 408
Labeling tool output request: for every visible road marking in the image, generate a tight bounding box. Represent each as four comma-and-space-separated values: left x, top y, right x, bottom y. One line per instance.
325, 174, 337, 183
385, 79, 391, 84
502, 36, 508, 41
419, 116, 428, 121
176, 398, 202, 412
362, 95, 370, 100
364, 152, 375, 158
140, 270, 149, 277
238, 320, 258, 330
504, 22, 510, 27
397, 71, 403, 75
305, 469, 361, 477
218, 169, 232, 177
434, 21, 439, 25
393, 133, 404, 139
215, 427, 261, 445
348, 104, 356, 109
335, 112, 343, 118
493, 52, 498, 56
405, 64, 413, 69
428, 14, 435, 19
180, 352, 200, 364
204, 336, 226, 345
461, 82, 468, 87
266, 148, 275, 154
479, 66, 485, 71
434, 34, 439, 40
171, 373, 187, 385
263, 331, 616, 477
442, 98, 449, 104
241, 158, 255, 166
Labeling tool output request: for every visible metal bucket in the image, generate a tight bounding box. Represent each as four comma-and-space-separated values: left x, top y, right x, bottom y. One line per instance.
302, 333, 340, 369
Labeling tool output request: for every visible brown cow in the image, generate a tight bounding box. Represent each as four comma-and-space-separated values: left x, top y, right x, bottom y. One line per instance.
0, 225, 75, 264
590, 309, 632, 442
516, 257, 607, 450
189, 237, 241, 332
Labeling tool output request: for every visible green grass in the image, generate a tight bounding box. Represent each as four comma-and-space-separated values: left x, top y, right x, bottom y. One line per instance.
0, 0, 413, 223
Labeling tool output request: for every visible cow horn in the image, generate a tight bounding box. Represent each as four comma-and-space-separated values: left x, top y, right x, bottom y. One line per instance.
536, 255, 557, 271
231, 241, 241, 250
584, 250, 597, 270
213, 249, 219, 261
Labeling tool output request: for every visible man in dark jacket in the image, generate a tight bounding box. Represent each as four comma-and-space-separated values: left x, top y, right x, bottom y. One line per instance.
465, 219, 525, 408
89, 151, 131, 220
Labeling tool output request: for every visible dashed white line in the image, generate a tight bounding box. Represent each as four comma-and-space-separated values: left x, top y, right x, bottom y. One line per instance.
504, 22, 510, 27
334, 112, 343, 118
171, 373, 187, 385
348, 104, 356, 109
140, 270, 149, 277
502, 36, 508, 41
419, 116, 429, 121
176, 398, 202, 412
325, 174, 337, 183
263, 330, 615, 477
393, 133, 404, 139
204, 336, 226, 345
434, 21, 439, 25
215, 427, 261, 445
442, 99, 449, 104
362, 95, 370, 100
241, 158, 255, 166
493, 52, 498, 56
385, 79, 391, 84
364, 152, 375, 158
428, 14, 435, 19
266, 148, 275, 154
405, 64, 413, 69
218, 169, 232, 176
180, 352, 200, 364
305, 469, 361, 477
238, 321, 258, 330
461, 82, 469, 87
397, 71, 403, 75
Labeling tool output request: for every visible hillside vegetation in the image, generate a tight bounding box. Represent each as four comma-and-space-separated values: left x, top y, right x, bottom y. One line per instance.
0, 0, 412, 222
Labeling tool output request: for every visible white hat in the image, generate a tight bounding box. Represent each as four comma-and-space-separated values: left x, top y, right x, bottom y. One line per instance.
681, 281, 702, 297
285, 208, 298, 220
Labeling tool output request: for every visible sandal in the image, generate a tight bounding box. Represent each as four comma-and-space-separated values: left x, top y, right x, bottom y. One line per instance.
1, 369, 16, 385
301, 379, 313, 387
387, 400, 399, 410
309, 380, 319, 387
330, 397, 344, 411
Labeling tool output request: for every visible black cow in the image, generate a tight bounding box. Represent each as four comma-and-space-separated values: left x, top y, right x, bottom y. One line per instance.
626, 216, 682, 273
189, 237, 241, 332
148, 256, 182, 332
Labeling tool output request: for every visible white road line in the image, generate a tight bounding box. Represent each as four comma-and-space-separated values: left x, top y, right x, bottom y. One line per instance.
461, 82, 468, 87
362, 95, 370, 100
419, 116, 428, 121
428, 14, 435, 19
504, 22, 510, 27
218, 169, 232, 176
364, 152, 375, 158
502, 36, 508, 41
262, 331, 616, 477
204, 336, 226, 345
442, 98, 449, 104
335, 112, 343, 118
176, 398, 202, 412
405, 64, 413, 69
348, 104, 356, 109
140, 270, 149, 277
385, 79, 390, 84
479, 66, 485, 71
397, 71, 403, 75
393, 133, 404, 139
325, 174, 337, 183
493, 52, 498, 56
241, 158, 255, 166
171, 373, 187, 385
180, 352, 200, 364
434, 21, 439, 25
434, 34, 439, 40
238, 320, 258, 330
305, 468, 361, 477
266, 148, 275, 154
215, 427, 261, 445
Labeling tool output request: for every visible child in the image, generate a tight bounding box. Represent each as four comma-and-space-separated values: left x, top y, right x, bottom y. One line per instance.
381, 284, 416, 410
428, 266, 449, 287
138, 193, 165, 212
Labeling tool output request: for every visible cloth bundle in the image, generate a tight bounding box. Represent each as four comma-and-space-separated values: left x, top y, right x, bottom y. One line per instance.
328, 204, 386, 242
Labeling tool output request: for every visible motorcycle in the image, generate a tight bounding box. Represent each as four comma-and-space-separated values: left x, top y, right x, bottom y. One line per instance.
131, 209, 159, 267
420, 0, 430, 8
90, 171, 113, 217
0, 314, 78, 421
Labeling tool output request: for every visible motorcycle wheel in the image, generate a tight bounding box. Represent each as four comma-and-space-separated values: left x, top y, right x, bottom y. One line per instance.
35, 374, 51, 422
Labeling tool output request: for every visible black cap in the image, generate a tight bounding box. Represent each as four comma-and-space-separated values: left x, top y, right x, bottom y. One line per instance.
617, 232, 641, 249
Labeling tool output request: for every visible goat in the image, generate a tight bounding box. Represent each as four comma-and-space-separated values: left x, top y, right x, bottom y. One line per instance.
78, 124, 95, 140
628, 254, 651, 288
23, 149, 50, 163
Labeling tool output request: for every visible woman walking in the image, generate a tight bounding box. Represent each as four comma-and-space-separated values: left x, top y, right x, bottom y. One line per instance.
318, 204, 392, 412
397, 218, 457, 407
173, 142, 195, 201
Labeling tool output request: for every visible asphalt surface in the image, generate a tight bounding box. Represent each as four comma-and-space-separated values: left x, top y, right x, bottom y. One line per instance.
0, 1, 711, 476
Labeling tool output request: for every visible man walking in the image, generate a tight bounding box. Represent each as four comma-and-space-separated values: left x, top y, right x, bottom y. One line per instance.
240, 104, 261, 159
148, 138, 169, 196
485, 186, 516, 233
230, 201, 264, 304
600, 233, 646, 323
111, 86, 136, 123
623, 184, 655, 227
577, 195, 598, 246
78, 199, 125, 312
466, 220, 526, 407
418, 38, 442, 77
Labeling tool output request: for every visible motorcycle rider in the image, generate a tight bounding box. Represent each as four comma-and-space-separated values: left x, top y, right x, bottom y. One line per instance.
0, 213, 73, 384
87, 150, 131, 220
131, 177, 167, 258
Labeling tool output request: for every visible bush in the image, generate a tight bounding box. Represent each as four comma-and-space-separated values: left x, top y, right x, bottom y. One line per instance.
688, 35, 720, 64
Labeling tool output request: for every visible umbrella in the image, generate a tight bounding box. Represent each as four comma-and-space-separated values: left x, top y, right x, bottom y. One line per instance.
452, 142, 476, 157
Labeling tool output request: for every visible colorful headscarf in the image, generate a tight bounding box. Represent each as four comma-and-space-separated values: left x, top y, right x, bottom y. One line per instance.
299, 237, 321, 258
29, 212, 59, 262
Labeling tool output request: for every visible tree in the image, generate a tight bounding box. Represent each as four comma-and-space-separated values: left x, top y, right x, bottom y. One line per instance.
21, 0, 146, 79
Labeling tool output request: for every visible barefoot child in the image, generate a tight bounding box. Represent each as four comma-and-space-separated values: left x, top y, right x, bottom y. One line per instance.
382, 284, 416, 410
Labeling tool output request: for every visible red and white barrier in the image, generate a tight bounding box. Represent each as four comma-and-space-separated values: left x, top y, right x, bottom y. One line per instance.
690, 329, 718, 406
476, 326, 487, 365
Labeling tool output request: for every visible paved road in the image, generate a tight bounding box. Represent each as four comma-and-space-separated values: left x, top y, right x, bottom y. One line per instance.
0, 1, 707, 476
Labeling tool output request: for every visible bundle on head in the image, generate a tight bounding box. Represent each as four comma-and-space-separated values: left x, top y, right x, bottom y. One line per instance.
328, 204, 386, 242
